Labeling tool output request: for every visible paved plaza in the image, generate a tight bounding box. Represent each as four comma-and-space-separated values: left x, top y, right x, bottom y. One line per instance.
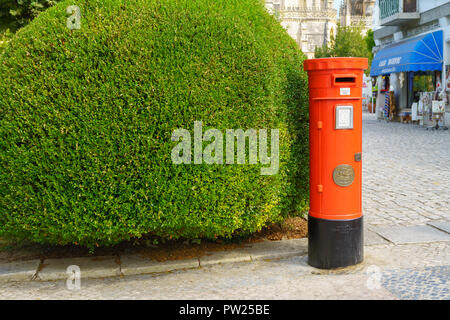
362, 112, 450, 227
0, 112, 449, 299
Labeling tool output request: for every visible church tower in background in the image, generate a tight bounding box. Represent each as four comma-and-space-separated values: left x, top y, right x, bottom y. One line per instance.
339, 0, 375, 34
265, 1, 337, 59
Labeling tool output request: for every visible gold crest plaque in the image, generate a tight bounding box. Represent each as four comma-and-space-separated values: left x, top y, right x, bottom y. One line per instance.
332, 165, 355, 187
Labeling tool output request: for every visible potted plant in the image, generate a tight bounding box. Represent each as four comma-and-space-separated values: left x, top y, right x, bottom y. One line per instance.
368, 97, 376, 113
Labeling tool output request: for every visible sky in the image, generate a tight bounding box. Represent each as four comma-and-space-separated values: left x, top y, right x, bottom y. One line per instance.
334, 0, 344, 18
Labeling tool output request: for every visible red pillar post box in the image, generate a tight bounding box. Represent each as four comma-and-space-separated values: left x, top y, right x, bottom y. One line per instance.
303, 57, 368, 269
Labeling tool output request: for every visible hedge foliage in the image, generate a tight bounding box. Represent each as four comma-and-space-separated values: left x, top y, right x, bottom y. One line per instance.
0, 0, 309, 248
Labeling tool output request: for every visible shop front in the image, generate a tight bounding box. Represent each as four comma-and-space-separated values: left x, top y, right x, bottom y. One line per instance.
370, 30, 447, 129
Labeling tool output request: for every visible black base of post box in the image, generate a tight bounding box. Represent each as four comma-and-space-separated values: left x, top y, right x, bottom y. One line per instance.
308, 216, 363, 269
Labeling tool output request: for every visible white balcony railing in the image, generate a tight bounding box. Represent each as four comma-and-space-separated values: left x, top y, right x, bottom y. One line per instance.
379, 0, 419, 26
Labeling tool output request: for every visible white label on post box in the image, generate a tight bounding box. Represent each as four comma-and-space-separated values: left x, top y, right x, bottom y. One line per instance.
340, 88, 350, 96
335, 105, 353, 129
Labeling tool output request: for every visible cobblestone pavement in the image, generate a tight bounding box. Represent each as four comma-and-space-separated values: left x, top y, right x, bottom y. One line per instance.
0, 112, 448, 300
362, 112, 450, 227
0, 242, 448, 299
381, 266, 449, 300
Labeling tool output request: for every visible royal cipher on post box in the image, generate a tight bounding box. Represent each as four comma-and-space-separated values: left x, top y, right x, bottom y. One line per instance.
303, 57, 368, 269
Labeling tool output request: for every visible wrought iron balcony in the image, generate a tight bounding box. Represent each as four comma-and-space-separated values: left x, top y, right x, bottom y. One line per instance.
379, 0, 419, 26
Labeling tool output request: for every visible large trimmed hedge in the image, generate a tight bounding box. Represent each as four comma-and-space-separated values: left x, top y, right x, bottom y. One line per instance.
0, 0, 309, 248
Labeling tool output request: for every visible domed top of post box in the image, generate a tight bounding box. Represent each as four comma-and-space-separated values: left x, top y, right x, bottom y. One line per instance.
303, 57, 368, 71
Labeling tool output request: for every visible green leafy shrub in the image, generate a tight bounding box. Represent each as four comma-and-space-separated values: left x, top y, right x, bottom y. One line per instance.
0, 0, 309, 248
0, 28, 13, 54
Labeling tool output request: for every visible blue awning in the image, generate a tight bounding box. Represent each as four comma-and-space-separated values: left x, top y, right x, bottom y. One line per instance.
370, 30, 443, 77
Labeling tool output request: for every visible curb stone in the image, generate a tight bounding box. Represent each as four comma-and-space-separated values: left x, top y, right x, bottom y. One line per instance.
241, 238, 308, 261
0, 236, 416, 283
36, 256, 121, 281
0, 260, 41, 283
121, 256, 200, 276
0, 239, 308, 283
199, 250, 251, 267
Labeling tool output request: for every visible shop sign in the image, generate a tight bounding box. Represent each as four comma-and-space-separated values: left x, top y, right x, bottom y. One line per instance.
378, 57, 402, 68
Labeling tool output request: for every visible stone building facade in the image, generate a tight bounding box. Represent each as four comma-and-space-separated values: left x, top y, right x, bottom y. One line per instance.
339, 0, 376, 34
265, 1, 337, 59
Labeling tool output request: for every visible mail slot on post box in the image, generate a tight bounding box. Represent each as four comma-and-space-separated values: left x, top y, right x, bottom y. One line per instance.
303, 57, 368, 269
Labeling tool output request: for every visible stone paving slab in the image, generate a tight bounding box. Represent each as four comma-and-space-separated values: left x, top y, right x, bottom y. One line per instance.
372, 225, 450, 245
37, 256, 120, 281
427, 221, 450, 234
0, 260, 40, 283
365, 229, 390, 245
121, 255, 199, 276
